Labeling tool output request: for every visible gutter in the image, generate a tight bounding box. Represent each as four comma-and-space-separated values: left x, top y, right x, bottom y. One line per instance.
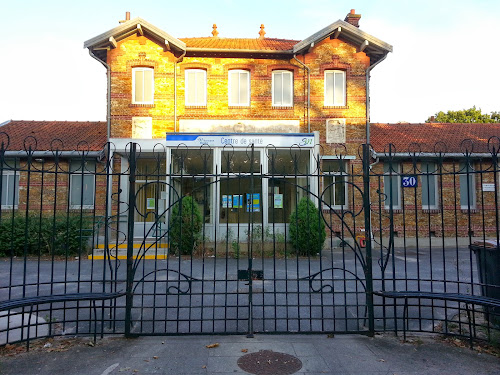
88, 49, 111, 140
174, 51, 187, 133
373, 152, 494, 159
186, 47, 293, 55
293, 54, 310, 133
365, 54, 387, 144
3, 151, 103, 158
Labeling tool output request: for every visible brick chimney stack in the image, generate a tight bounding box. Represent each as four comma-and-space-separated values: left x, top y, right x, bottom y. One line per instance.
344, 9, 361, 27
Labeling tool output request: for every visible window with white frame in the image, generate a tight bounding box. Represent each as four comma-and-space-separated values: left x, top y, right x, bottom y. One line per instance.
459, 161, 476, 209
322, 159, 347, 209
70, 160, 96, 209
272, 70, 293, 106
383, 162, 401, 209
185, 69, 207, 106
132, 67, 154, 104
1, 160, 20, 208
324, 70, 346, 106
421, 162, 438, 209
228, 70, 250, 106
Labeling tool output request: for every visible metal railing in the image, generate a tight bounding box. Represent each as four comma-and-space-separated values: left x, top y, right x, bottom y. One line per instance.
0, 135, 498, 346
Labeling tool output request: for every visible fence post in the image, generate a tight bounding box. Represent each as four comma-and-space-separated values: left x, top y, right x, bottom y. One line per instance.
362, 143, 375, 336
125, 142, 137, 337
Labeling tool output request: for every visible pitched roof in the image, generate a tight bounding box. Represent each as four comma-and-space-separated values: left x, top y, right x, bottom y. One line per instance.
0, 120, 107, 152
85, 16, 392, 64
180, 37, 298, 51
371, 123, 500, 156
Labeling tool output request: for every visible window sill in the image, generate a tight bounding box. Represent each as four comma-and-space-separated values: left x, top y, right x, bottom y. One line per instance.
272, 105, 293, 109
461, 208, 479, 214
129, 103, 155, 108
228, 105, 250, 109
384, 208, 402, 213
422, 209, 440, 214
69, 206, 95, 210
185, 105, 207, 109
323, 105, 348, 110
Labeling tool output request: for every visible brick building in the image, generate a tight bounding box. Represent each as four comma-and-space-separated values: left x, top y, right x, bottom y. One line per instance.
80, 10, 392, 239
2, 11, 497, 246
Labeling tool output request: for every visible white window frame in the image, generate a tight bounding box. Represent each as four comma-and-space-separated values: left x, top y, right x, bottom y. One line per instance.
459, 161, 476, 210
272, 70, 293, 107
69, 160, 96, 209
185, 69, 207, 106
322, 159, 348, 209
132, 67, 154, 104
1, 165, 20, 209
228, 70, 250, 106
383, 162, 401, 210
324, 70, 346, 106
421, 162, 439, 210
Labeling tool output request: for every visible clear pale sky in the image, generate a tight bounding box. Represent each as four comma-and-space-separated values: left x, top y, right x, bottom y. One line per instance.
1, 0, 498, 124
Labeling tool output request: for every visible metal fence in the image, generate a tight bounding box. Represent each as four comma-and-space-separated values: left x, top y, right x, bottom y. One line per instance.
0, 136, 499, 346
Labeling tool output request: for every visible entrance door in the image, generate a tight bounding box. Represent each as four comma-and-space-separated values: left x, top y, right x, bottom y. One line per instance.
134, 158, 167, 239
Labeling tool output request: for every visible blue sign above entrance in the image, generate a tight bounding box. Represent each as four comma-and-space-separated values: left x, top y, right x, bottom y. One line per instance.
166, 133, 315, 148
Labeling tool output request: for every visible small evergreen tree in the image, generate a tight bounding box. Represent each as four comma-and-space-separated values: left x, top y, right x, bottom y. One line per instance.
169, 195, 203, 255
289, 197, 326, 256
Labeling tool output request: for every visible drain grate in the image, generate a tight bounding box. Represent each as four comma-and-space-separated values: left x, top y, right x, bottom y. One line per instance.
237, 350, 302, 375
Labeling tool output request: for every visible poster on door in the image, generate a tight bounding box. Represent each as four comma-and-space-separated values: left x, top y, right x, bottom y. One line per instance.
246, 193, 260, 212
233, 194, 243, 208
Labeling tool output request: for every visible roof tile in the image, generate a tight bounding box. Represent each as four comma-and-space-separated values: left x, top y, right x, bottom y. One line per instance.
0, 120, 107, 152
371, 123, 500, 155
180, 37, 298, 51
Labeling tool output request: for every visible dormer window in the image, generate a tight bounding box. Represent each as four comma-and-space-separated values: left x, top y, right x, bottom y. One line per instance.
324, 70, 346, 106
132, 67, 154, 104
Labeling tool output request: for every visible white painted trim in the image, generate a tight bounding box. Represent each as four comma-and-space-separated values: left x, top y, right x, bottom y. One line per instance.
185, 69, 207, 106
272, 70, 293, 107
324, 70, 346, 107
420, 162, 439, 210
321, 159, 348, 210
132, 67, 154, 104
383, 162, 402, 210
228, 70, 250, 106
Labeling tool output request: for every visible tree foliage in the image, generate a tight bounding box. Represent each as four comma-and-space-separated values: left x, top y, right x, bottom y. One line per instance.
289, 197, 326, 256
169, 195, 203, 255
426, 106, 500, 123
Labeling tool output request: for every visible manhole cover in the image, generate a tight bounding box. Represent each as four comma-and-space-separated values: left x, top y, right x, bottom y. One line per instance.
237, 350, 302, 375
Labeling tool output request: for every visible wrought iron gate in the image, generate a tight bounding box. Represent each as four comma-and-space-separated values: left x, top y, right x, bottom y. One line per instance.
123, 143, 373, 336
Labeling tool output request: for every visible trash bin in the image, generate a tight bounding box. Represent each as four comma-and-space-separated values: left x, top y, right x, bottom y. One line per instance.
470, 239, 500, 326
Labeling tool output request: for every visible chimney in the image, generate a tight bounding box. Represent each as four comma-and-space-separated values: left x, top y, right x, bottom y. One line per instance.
119, 12, 131, 24
344, 9, 361, 27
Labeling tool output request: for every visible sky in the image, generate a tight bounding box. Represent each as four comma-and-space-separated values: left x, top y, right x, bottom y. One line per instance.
0, 0, 499, 124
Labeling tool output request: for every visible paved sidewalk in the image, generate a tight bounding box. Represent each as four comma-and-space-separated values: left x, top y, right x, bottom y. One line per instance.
0, 334, 499, 375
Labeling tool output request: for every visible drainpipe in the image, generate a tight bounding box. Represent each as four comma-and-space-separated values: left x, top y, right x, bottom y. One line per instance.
365, 54, 387, 144
293, 54, 310, 133
88, 49, 111, 140
174, 51, 187, 133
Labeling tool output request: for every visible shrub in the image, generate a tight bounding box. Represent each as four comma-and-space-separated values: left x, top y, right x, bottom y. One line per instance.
288, 197, 326, 256
0, 214, 93, 257
169, 196, 203, 255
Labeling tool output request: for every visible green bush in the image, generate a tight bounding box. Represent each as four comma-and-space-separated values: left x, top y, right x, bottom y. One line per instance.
0, 214, 92, 257
169, 196, 203, 255
289, 197, 326, 256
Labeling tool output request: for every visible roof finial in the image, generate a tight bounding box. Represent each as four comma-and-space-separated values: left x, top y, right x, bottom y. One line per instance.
259, 24, 266, 39
212, 24, 219, 38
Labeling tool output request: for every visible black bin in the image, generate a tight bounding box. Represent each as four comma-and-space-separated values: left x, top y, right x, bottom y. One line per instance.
470, 240, 500, 325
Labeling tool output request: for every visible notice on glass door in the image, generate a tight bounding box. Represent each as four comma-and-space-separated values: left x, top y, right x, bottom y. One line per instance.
246, 193, 260, 212
274, 194, 283, 208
